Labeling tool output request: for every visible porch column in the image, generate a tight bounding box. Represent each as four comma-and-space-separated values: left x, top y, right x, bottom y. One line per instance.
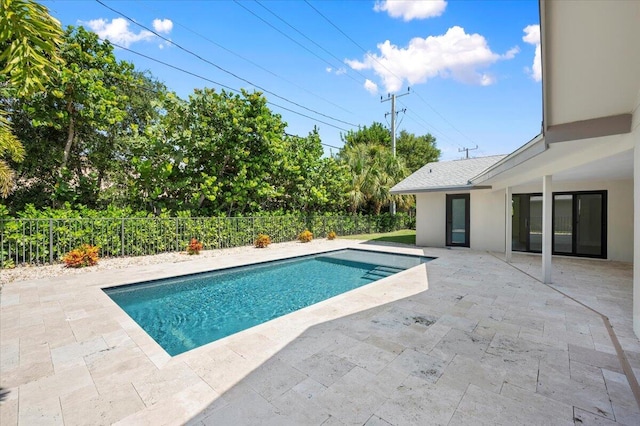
634, 119, 640, 337
542, 175, 553, 283
505, 187, 512, 262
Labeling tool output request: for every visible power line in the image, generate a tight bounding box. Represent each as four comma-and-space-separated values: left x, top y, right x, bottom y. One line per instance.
400, 109, 468, 155
304, 0, 372, 60
304, 0, 480, 148
233, 0, 355, 84
95, 0, 358, 129
397, 99, 464, 149
285, 133, 342, 150
253, 0, 373, 85
133, 1, 357, 117
412, 90, 479, 147
110, 42, 351, 135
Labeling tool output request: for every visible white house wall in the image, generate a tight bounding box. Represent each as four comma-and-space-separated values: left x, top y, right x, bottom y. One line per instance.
415, 179, 633, 262
416, 192, 446, 247
470, 189, 506, 252
415, 189, 505, 252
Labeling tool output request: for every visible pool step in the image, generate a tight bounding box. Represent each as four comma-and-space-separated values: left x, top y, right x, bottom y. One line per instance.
362, 265, 405, 281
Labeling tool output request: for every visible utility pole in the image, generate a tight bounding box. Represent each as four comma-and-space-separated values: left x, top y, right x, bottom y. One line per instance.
459, 145, 478, 159
381, 88, 410, 215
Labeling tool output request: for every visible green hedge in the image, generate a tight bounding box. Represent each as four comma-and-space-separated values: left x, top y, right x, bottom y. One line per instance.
0, 207, 413, 267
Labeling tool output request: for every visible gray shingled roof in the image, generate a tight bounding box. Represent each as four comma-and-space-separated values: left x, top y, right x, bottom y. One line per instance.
391, 155, 507, 194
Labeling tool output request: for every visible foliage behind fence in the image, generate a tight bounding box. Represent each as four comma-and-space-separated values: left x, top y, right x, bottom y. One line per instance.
0, 213, 414, 267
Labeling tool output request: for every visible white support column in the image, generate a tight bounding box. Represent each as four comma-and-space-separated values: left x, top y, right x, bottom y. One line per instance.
542, 175, 553, 284
634, 122, 640, 337
505, 187, 512, 262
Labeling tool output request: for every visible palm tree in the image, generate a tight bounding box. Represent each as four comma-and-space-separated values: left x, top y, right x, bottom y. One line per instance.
0, 0, 63, 196
340, 143, 410, 215
0, 121, 25, 196
341, 143, 370, 213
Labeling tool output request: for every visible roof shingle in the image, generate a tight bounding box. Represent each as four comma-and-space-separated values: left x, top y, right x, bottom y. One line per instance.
391, 155, 507, 193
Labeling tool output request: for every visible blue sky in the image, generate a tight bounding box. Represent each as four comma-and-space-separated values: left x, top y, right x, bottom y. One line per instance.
44, 0, 541, 160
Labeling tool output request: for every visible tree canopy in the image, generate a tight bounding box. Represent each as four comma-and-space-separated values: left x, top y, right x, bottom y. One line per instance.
396, 130, 441, 173
3, 16, 439, 217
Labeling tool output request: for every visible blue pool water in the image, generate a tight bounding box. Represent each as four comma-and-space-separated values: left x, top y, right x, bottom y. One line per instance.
105, 249, 431, 356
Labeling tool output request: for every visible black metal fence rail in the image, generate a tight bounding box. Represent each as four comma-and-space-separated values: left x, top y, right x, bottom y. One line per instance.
0, 214, 412, 267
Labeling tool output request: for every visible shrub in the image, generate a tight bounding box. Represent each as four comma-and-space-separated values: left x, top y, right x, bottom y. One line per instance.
298, 229, 313, 243
327, 231, 337, 240
63, 244, 99, 268
187, 238, 203, 255
254, 233, 271, 248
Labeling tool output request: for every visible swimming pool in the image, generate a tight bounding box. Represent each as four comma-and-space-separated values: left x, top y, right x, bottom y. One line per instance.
105, 249, 431, 356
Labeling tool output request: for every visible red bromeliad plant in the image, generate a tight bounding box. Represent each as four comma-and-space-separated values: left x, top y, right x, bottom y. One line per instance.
63, 244, 99, 268
187, 238, 203, 255
327, 231, 337, 240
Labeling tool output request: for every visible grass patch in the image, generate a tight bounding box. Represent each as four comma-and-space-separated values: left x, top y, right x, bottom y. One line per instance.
341, 229, 416, 245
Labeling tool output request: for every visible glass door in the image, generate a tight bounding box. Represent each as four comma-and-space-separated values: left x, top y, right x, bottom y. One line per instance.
553, 194, 574, 254
575, 192, 606, 257
528, 195, 543, 252
514, 191, 606, 258
446, 194, 470, 247
512, 194, 542, 253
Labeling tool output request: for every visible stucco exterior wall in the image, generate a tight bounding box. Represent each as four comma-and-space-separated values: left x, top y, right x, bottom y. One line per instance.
415, 179, 633, 262
415, 189, 505, 252
415, 192, 446, 247
470, 189, 506, 252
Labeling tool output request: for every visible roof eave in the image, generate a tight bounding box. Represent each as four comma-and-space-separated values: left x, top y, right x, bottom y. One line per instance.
390, 184, 493, 195
469, 133, 546, 185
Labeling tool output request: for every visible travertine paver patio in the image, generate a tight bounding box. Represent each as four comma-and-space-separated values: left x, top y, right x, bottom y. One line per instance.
1, 240, 639, 425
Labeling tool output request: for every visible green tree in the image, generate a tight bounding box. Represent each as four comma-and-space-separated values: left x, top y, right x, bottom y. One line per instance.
6, 26, 163, 209
342, 123, 440, 174
396, 130, 440, 173
132, 88, 295, 215
339, 143, 409, 214
268, 128, 349, 213
341, 122, 390, 150
0, 0, 63, 197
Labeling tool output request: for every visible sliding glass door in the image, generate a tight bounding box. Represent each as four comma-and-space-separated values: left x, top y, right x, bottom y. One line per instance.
513, 191, 606, 258
553, 191, 606, 257
512, 194, 542, 253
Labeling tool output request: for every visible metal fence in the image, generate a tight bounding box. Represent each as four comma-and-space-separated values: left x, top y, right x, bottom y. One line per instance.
0, 214, 413, 267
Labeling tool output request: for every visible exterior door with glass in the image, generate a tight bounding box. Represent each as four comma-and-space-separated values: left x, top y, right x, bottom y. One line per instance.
512, 191, 606, 258
553, 191, 606, 258
446, 194, 470, 247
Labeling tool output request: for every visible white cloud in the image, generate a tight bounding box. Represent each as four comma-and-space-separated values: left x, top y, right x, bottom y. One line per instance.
345, 26, 518, 92
480, 73, 495, 86
364, 79, 378, 94
522, 24, 541, 82
83, 18, 154, 48
152, 18, 173, 34
374, 0, 447, 21
326, 67, 347, 75
504, 46, 520, 60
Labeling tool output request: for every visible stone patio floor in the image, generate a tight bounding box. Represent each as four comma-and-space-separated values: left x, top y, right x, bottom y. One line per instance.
1, 240, 639, 425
